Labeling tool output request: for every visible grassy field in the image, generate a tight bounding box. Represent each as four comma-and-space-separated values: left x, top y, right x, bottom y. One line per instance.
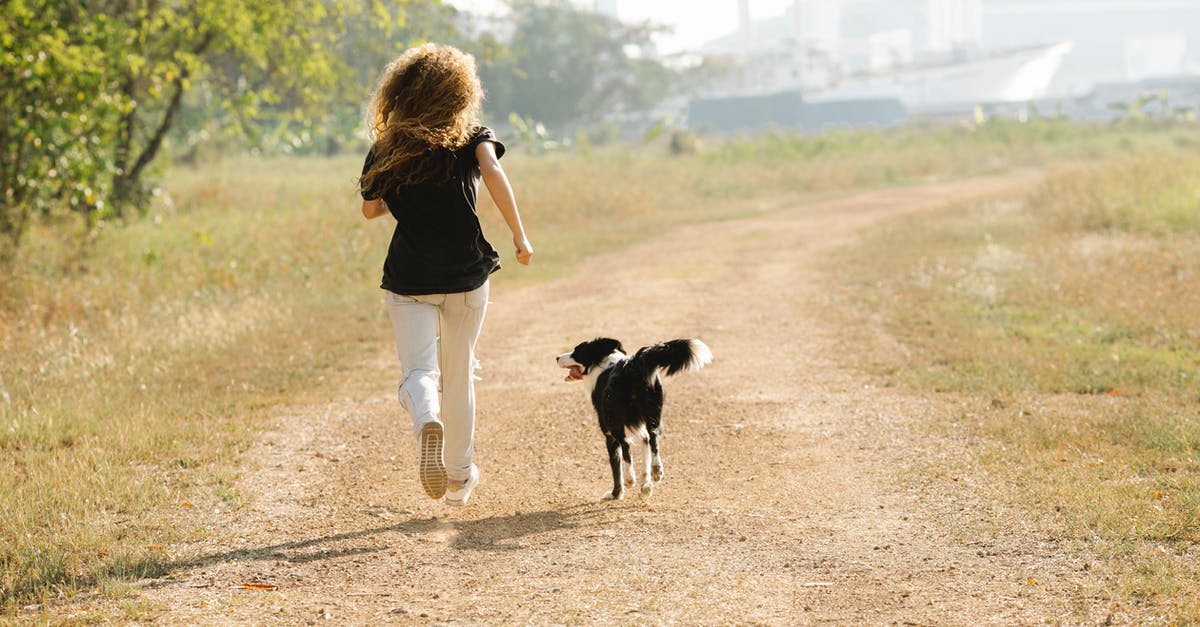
1, 119, 1197, 614
829, 141, 1200, 615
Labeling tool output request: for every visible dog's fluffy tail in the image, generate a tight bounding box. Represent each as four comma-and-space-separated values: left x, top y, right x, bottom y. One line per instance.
630, 339, 713, 379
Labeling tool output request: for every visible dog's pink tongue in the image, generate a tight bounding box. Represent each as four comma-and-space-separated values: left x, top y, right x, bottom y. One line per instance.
565, 365, 584, 382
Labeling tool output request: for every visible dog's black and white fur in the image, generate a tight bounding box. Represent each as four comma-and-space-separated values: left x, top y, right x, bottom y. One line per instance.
557, 338, 712, 500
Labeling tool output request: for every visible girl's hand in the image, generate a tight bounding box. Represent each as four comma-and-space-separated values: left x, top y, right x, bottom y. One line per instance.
514, 237, 533, 266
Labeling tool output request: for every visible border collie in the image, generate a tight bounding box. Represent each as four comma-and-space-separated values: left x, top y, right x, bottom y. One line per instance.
557, 338, 712, 500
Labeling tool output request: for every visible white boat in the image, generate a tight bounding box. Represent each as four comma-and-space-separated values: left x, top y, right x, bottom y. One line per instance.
806, 40, 1075, 111
694, 0, 1074, 122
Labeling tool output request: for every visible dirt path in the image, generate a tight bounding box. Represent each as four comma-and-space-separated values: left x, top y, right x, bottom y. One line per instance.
88, 172, 1109, 624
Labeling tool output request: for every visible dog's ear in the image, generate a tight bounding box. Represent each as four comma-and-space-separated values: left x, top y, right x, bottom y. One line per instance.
597, 338, 624, 355
576, 338, 624, 363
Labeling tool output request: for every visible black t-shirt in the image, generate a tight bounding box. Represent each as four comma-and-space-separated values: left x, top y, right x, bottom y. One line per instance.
360, 127, 504, 295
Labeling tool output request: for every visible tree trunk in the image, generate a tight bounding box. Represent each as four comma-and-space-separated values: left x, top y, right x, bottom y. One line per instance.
110, 30, 214, 215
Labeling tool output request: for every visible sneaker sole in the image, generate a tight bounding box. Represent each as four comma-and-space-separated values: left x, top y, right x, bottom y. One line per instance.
418, 422, 447, 499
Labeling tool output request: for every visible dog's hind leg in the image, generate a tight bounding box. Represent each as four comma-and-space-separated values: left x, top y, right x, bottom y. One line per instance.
640, 433, 655, 497
603, 434, 624, 501
621, 440, 636, 488
649, 428, 664, 483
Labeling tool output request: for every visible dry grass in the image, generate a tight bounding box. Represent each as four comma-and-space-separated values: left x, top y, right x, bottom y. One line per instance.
829, 146, 1200, 618
0, 119, 1193, 613
0, 157, 389, 611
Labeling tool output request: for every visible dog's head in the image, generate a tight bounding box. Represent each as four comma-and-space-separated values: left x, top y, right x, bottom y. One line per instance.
556, 338, 625, 382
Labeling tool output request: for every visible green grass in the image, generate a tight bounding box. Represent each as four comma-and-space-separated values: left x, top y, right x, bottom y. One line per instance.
1, 118, 1197, 615
829, 144, 1200, 618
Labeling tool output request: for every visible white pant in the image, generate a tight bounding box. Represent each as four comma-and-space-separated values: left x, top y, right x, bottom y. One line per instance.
385, 282, 489, 482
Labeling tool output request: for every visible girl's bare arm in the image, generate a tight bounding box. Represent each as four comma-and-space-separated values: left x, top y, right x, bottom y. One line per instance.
362, 198, 387, 220
476, 141, 532, 265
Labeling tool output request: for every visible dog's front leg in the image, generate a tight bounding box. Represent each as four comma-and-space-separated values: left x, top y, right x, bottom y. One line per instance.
603, 434, 624, 501
640, 436, 655, 497
621, 440, 636, 488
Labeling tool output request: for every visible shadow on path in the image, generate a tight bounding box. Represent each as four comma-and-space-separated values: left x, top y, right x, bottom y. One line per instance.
135, 501, 629, 591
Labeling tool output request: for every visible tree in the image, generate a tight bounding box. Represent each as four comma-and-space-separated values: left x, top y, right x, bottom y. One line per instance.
174, 1, 472, 160
316, 1, 469, 155
0, 0, 422, 263
92, 0, 413, 212
0, 1, 121, 262
478, 1, 676, 130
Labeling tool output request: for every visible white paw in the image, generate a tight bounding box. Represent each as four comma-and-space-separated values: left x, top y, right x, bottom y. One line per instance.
640, 482, 654, 497
602, 490, 624, 501
623, 474, 636, 488
651, 464, 664, 482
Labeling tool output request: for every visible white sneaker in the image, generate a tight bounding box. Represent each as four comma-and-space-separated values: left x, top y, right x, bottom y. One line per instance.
417, 421, 447, 499
444, 465, 480, 506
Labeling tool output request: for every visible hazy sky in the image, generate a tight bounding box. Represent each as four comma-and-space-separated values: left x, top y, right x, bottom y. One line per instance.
445, 0, 799, 52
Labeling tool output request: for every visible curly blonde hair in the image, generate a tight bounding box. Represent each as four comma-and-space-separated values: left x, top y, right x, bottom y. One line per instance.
360, 43, 484, 193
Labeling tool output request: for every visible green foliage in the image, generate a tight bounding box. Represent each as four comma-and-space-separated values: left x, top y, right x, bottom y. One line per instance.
0, 1, 126, 262
506, 112, 566, 152
479, 0, 676, 129
1108, 91, 1198, 124
93, 0, 413, 210
221, 0, 466, 158
1, 0, 425, 265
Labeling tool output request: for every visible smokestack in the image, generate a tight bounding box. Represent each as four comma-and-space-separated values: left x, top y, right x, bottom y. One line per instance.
738, 0, 752, 53
792, 0, 842, 89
